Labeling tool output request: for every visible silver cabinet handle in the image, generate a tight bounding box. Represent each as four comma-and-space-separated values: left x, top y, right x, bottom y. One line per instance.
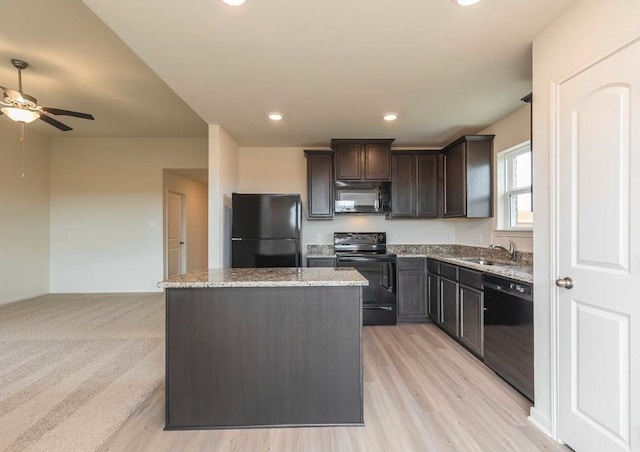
555, 277, 574, 289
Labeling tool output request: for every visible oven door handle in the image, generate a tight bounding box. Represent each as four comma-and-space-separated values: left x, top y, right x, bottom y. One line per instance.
363, 305, 393, 311
338, 257, 396, 263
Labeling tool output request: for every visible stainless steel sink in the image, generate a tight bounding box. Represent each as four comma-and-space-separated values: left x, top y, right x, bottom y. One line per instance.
458, 257, 494, 266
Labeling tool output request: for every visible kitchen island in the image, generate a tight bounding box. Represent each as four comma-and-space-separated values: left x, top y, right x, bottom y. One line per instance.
158, 267, 368, 430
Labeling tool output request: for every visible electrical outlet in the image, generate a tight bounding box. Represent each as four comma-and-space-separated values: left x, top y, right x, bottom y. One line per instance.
394, 233, 401, 243
314, 233, 321, 244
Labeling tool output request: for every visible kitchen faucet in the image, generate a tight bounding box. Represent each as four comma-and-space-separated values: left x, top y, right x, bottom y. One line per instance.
489, 237, 516, 262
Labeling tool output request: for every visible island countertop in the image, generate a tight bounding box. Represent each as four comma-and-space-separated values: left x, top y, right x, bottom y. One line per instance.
158, 267, 369, 289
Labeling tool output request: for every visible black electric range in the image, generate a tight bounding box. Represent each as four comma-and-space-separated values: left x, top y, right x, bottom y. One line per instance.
334, 232, 397, 325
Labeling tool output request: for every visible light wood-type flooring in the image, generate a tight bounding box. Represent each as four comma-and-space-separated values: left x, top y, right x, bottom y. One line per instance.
100, 323, 568, 452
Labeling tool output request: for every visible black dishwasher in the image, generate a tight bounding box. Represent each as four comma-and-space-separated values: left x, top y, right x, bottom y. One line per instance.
483, 274, 534, 401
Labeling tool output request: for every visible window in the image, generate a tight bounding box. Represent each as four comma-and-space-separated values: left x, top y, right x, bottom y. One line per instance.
498, 142, 532, 230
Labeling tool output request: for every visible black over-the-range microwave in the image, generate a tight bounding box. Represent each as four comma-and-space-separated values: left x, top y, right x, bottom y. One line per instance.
334, 181, 391, 214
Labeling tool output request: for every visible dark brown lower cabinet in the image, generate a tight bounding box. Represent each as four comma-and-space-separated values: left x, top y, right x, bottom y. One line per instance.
427, 261, 485, 358
440, 277, 459, 336
397, 257, 428, 323
459, 285, 483, 357
459, 267, 484, 356
427, 272, 440, 322
427, 259, 441, 322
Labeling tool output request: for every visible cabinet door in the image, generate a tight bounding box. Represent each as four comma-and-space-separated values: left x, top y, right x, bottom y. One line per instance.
440, 277, 459, 336
335, 143, 362, 180
397, 258, 427, 323
459, 285, 483, 357
427, 272, 440, 322
397, 269, 428, 322
443, 140, 466, 217
390, 153, 416, 217
465, 139, 494, 218
416, 153, 440, 217
304, 151, 334, 219
364, 143, 391, 181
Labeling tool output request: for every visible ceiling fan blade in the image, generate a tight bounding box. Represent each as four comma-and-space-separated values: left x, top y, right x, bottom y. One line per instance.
41, 107, 94, 120
39, 113, 72, 131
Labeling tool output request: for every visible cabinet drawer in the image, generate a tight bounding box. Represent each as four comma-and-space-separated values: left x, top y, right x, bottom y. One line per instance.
398, 257, 426, 271
427, 259, 440, 275
459, 268, 483, 290
440, 263, 459, 281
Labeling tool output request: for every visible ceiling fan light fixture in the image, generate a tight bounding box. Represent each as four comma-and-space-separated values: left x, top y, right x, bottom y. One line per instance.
453, 0, 481, 5
1, 106, 40, 123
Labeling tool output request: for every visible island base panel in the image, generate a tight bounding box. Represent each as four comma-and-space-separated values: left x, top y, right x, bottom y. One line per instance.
166, 286, 363, 429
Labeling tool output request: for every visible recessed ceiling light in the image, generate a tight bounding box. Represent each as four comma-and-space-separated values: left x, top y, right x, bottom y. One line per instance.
382, 113, 398, 121
222, 0, 245, 5
453, 0, 481, 5
268, 112, 283, 121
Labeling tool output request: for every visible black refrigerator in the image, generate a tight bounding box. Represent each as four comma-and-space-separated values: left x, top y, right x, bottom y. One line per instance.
231, 193, 302, 268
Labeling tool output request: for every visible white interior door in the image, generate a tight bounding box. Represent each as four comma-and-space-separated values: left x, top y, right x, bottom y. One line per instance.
167, 191, 184, 278
556, 40, 639, 452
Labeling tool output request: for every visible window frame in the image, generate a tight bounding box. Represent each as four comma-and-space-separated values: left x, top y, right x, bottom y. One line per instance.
497, 141, 533, 231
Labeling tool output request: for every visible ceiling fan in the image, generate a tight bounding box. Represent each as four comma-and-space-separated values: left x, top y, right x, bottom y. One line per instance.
0, 58, 94, 131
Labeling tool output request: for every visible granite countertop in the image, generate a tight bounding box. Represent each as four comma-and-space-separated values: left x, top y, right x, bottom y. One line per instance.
307, 243, 533, 283
158, 267, 369, 289
422, 254, 532, 283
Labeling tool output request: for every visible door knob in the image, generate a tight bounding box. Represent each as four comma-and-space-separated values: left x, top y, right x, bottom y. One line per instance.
555, 277, 574, 289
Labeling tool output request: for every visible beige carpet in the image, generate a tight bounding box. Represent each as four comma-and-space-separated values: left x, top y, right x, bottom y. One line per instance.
0, 293, 164, 452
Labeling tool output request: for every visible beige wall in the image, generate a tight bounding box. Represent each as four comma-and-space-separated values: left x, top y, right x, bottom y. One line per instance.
0, 121, 50, 304
208, 125, 239, 268
455, 104, 533, 252
49, 137, 207, 292
163, 171, 208, 273
531, 0, 640, 439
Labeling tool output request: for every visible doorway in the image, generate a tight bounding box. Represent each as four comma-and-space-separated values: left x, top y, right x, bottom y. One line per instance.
166, 191, 185, 278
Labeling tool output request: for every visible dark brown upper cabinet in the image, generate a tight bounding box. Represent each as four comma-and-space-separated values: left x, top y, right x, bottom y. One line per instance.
331, 139, 394, 181
390, 151, 441, 218
442, 135, 494, 218
304, 150, 334, 219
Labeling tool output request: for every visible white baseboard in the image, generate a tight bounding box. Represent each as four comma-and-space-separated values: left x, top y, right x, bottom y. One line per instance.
0, 291, 49, 306
528, 407, 556, 440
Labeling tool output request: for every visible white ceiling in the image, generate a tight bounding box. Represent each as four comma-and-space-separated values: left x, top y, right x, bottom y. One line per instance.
1, 0, 576, 147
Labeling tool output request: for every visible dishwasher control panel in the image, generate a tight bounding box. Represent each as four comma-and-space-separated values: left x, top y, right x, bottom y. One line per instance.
483, 274, 533, 301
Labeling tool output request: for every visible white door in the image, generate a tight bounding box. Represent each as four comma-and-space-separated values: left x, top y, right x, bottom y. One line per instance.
556, 40, 640, 452
166, 191, 184, 277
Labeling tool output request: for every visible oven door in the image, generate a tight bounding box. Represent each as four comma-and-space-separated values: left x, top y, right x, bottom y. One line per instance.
336, 255, 396, 325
